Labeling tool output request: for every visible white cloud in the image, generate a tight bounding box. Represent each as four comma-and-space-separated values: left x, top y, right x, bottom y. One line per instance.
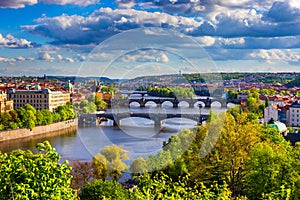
64, 57, 74, 63
16, 56, 26, 61
39, 52, 55, 62
57, 54, 63, 60
116, 0, 136, 8
120, 50, 170, 63
0, 56, 35, 64
40, 0, 99, 6
0, 34, 38, 48
23, 8, 202, 46
0, 0, 98, 8
56, 54, 75, 62
0, 0, 37, 8
77, 54, 86, 61
250, 49, 300, 64
195, 36, 216, 46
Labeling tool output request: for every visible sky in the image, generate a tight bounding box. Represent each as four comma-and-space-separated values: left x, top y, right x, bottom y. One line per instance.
1, 0, 300, 78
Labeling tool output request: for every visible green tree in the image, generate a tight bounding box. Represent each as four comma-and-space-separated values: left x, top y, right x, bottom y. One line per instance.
265, 96, 270, 107
52, 112, 61, 122
0, 112, 13, 129
0, 141, 75, 200
93, 145, 129, 180
245, 143, 296, 199
79, 180, 131, 200
41, 109, 53, 125
35, 110, 44, 125
130, 157, 147, 177
134, 173, 232, 200
23, 110, 36, 130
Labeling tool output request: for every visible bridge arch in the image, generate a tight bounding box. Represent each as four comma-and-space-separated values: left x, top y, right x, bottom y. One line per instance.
194, 101, 205, 108
162, 101, 173, 108
145, 100, 157, 107
178, 101, 189, 108
211, 101, 222, 108
163, 117, 198, 124
129, 101, 141, 108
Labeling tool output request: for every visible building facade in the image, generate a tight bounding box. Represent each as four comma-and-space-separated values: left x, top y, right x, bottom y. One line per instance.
287, 102, 300, 126
7, 89, 70, 112
0, 92, 13, 113
264, 104, 278, 124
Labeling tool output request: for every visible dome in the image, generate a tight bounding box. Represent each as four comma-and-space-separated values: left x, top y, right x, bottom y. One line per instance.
65, 80, 73, 89
34, 84, 41, 90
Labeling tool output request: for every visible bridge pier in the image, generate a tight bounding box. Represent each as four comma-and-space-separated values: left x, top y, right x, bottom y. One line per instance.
221, 101, 227, 108
113, 118, 121, 127
140, 100, 146, 108
154, 119, 162, 130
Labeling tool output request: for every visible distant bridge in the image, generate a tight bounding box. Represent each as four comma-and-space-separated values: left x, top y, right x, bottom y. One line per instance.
117, 90, 240, 108
111, 97, 239, 108
79, 111, 209, 130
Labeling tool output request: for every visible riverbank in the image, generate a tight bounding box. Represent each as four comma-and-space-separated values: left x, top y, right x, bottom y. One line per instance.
0, 119, 78, 142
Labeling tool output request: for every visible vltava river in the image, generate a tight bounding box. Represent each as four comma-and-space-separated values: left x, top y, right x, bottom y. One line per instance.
0, 104, 229, 163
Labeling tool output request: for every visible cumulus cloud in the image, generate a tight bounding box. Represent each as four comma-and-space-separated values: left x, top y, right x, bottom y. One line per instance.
22, 2, 300, 50
57, 54, 63, 60
38, 52, 55, 62
120, 50, 170, 63
250, 49, 300, 64
0, 0, 37, 8
0, 0, 99, 8
40, 0, 99, 7
64, 57, 74, 63
264, 1, 300, 22
23, 8, 202, 46
0, 56, 35, 64
116, 0, 136, 8
214, 36, 300, 49
0, 34, 39, 48
77, 54, 86, 61
56, 54, 74, 62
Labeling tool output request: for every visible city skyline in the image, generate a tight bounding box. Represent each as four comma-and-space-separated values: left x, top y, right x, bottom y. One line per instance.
1, 0, 300, 77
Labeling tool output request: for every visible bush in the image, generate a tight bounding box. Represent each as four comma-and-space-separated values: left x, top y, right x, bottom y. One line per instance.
79, 180, 132, 200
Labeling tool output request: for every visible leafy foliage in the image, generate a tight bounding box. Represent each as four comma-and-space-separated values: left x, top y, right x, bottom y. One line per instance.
93, 145, 129, 181
133, 173, 232, 200
0, 103, 75, 131
79, 179, 132, 200
0, 141, 75, 200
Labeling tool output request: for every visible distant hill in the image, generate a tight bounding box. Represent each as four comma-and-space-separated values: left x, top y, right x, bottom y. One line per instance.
286, 77, 300, 88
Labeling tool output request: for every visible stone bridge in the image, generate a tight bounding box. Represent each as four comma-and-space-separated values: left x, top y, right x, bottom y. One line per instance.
79, 112, 209, 130
111, 97, 237, 108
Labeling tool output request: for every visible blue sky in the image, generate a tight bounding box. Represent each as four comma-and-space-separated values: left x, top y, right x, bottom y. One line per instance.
0, 0, 300, 77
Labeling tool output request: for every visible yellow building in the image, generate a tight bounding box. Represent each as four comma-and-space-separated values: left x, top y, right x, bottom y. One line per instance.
7, 89, 70, 112
0, 92, 13, 113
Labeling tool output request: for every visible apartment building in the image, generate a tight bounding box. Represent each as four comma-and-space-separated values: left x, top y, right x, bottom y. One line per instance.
264, 104, 278, 124
287, 102, 300, 126
7, 89, 70, 112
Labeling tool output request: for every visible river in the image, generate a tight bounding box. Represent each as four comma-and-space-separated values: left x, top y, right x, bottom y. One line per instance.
0, 104, 230, 163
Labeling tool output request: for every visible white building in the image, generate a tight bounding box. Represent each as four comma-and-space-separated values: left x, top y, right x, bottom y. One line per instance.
264, 104, 278, 124
7, 89, 70, 112
287, 102, 300, 126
